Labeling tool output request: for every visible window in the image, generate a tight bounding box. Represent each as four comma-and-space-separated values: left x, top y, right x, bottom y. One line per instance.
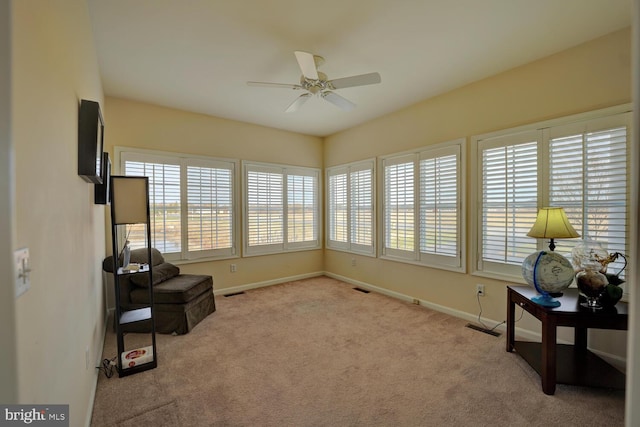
381, 140, 465, 271
474, 109, 631, 279
326, 160, 375, 254
243, 162, 320, 256
119, 150, 237, 261
547, 116, 629, 275
478, 132, 539, 277
383, 155, 415, 255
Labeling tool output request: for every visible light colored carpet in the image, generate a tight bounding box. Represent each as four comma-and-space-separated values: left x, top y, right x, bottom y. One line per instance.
91, 276, 624, 426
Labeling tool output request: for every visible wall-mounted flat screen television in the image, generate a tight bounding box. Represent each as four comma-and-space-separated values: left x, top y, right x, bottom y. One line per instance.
78, 99, 104, 184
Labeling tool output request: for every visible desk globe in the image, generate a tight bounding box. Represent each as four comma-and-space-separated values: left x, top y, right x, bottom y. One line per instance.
521, 251, 575, 307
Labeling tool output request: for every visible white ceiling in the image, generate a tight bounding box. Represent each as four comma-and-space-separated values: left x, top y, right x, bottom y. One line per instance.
87, 0, 631, 137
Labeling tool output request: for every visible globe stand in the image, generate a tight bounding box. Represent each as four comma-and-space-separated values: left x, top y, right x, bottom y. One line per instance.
531, 291, 561, 308
532, 251, 562, 308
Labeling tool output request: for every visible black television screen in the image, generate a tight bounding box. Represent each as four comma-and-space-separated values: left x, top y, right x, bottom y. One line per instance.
78, 99, 104, 184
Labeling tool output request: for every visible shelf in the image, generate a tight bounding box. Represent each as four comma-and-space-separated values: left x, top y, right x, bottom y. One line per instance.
117, 264, 149, 275
119, 307, 152, 325
514, 341, 625, 390
118, 359, 158, 377
110, 176, 157, 378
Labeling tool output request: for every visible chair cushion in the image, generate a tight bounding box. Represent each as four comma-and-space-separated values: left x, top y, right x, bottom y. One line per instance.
130, 262, 180, 287
130, 274, 213, 305
129, 248, 165, 266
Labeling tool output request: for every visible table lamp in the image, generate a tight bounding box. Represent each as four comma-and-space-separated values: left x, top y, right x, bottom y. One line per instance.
110, 176, 149, 269
526, 207, 580, 251
111, 176, 149, 225
522, 207, 580, 307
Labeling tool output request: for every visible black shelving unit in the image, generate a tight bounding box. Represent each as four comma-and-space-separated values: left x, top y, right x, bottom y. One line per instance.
109, 176, 157, 377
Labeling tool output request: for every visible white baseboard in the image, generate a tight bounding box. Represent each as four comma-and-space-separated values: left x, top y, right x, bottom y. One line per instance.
325, 271, 506, 328
86, 309, 111, 427
214, 271, 325, 296
324, 272, 627, 371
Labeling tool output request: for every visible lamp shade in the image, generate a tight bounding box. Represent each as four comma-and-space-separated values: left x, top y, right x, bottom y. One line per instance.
111, 176, 149, 225
527, 207, 580, 239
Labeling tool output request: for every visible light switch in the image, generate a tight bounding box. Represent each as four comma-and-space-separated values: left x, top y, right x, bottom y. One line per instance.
14, 247, 31, 298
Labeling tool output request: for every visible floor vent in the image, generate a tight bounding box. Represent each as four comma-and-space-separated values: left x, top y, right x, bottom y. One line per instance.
465, 323, 501, 337
353, 287, 370, 294
224, 291, 246, 298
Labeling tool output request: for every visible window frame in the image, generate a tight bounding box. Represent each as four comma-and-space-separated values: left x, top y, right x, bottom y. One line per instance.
325, 158, 376, 256
115, 147, 240, 263
379, 138, 466, 272
242, 161, 321, 257
471, 105, 632, 283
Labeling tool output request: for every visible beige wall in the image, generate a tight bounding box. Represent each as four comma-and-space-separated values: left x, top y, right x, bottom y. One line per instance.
324, 28, 632, 359
103, 97, 324, 290
0, 0, 18, 405
11, 0, 106, 424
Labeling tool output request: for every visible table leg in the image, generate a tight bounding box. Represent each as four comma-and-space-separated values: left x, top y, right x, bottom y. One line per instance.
575, 327, 588, 351
506, 289, 515, 352
540, 314, 557, 395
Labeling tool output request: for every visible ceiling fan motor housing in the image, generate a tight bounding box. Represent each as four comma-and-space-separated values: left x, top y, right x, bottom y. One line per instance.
300, 71, 328, 95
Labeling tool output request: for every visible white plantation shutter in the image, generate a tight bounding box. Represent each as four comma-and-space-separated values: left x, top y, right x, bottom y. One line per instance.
419, 146, 460, 267
479, 132, 539, 275
186, 161, 234, 258
384, 155, 415, 257
548, 115, 629, 274
121, 151, 237, 261
122, 154, 182, 255
382, 140, 464, 270
287, 173, 318, 245
244, 162, 320, 255
326, 160, 374, 254
328, 169, 348, 246
350, 166, 373, 250
246, 167, 283, 250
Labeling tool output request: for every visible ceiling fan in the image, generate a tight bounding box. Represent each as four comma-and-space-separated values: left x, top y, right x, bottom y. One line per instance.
247, 51, 381, 113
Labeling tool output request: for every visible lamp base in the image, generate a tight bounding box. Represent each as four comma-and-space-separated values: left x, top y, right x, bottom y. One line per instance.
531, 293, 561, 308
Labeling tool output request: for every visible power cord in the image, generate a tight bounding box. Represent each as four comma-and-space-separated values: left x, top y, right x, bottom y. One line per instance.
96, 356, 117, 378
474, 290, 512, 333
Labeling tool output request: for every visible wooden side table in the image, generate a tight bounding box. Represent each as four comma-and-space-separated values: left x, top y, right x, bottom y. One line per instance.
506, 286, 627, 395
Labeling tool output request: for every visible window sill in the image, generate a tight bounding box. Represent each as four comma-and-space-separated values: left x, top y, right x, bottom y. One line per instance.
379, 254, 465, 274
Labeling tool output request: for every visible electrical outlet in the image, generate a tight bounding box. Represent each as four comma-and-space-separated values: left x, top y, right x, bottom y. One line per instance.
412, 298, 420, 305
230, 264, 237, 273
476, 284, 485, 296
351, 258, 356, 267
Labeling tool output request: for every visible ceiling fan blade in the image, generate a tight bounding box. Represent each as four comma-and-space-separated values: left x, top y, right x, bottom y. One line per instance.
247, 81, 302, 90
328, 72, 381, 89
294, 51, 319, 80
321, 91, 356, 111
285, 93, 312, 113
